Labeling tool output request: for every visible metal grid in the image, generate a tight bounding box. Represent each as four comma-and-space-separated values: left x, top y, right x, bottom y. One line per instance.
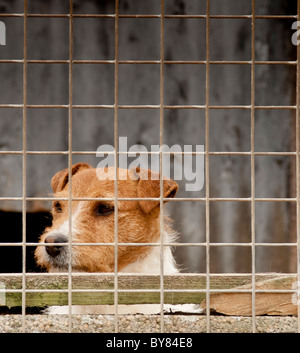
0, 0, 298, 333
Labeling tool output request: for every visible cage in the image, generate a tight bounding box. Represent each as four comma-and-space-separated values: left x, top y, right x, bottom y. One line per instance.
0, 0, 299, 333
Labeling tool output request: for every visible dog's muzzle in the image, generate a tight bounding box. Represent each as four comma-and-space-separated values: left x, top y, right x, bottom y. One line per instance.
44, 234, 68, 258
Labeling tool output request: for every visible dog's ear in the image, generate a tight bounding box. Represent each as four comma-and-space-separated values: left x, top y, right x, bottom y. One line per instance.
134, 168, 178, 213
51, 163, 91, 193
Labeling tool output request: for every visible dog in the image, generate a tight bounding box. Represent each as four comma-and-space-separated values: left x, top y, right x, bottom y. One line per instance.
35, 162, 198, 314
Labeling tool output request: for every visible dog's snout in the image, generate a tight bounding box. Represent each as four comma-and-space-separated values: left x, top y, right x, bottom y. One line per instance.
45, 234, 68, 258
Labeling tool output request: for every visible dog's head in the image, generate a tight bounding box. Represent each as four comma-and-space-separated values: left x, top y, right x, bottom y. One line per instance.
35, 163, 178, 272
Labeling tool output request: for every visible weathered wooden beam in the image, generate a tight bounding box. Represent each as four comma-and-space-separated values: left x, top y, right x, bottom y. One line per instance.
0, 273, 297, 316
200, 275, 298, 316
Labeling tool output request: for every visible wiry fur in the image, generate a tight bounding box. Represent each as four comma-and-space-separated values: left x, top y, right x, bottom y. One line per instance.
35, 163, 199, 314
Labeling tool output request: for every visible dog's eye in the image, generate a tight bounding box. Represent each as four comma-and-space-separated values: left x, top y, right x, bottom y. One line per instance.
95, 203, 114, 216
53, 202, 62, 213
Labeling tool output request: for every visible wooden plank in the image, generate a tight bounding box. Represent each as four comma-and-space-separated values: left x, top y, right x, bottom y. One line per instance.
200, 276, 297, 316
1, 273, 286, 290
0, 274, 297, 315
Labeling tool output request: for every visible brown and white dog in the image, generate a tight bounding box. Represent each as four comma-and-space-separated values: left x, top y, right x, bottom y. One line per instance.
35, 162, 197, 314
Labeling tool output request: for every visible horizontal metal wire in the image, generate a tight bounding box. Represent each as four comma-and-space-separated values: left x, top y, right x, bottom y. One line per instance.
0, 13, 297, 19
0, 288, 296, 294
0, 59, 297, 65
0, 197, 297, 202
0, 242, 297, 247
0, 150, 297, 156
1, 272, 295, 279
0, 104, 296, 110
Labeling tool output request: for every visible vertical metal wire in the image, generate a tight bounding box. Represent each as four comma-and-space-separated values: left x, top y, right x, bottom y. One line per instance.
68, 0, 74, 333
159, 0, 165, 334
205, 0, 211, 333
114, 0, 120, 334
21, 0, 28, 333
296, 0, 300, 334
250, 0, 256, 333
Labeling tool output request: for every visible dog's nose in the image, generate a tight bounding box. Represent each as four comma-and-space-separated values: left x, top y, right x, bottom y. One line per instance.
44, 234, 68, 258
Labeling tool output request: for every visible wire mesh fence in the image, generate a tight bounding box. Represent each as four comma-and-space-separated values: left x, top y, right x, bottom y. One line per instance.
0, 0, 299, 333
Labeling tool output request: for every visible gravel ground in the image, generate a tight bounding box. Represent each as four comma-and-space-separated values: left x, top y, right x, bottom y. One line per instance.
0, 314, 297, 333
